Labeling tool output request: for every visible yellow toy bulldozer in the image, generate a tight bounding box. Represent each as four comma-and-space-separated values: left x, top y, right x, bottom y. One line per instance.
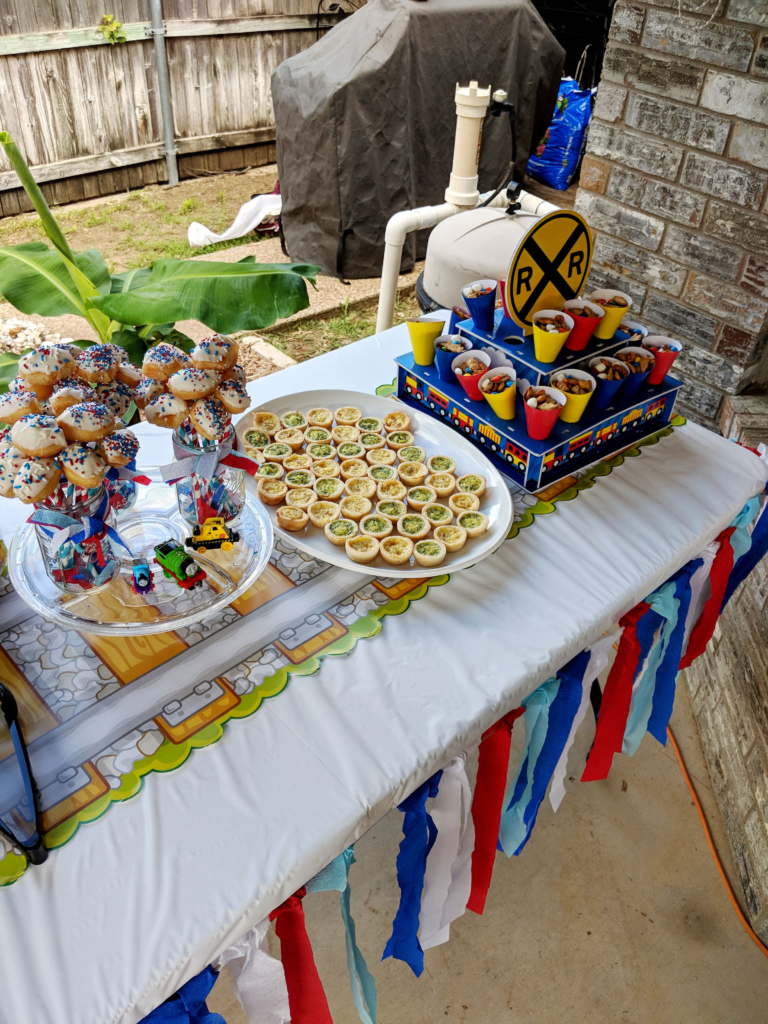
185, 517, 240, 554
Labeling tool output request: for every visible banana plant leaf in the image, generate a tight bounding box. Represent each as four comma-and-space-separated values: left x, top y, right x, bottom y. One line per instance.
0, 243, 111, 318
0, 351, 22, 395
110, 268, 151, 293
90, 257, 319, 333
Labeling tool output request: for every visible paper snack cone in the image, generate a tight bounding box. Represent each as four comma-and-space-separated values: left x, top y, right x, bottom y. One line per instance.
452, 350, 491, 401
434, 335, 471, 382
589, 356, 629, 409
644, 336, 682, 385
549, 369, 596, 424
461, 279, 498, 333
523, 385, 566, 440
590, 289, 633, 340
614, 346, 655, 397
478, 367, 517, 420
563, 299, 604, 351
531, 310, 574, 363
406, 318, 443, 365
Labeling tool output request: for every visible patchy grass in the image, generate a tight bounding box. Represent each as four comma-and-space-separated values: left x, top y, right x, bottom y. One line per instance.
261, 290, 422, 363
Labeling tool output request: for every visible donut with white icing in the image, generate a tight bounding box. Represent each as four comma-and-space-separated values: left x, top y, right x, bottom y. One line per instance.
99, 429, 140, 467
142, 343, 190, 381
94, 380, 134, 418
58, 443, 107, 488
57, 401, 116, 442
11, 414, 67, 458
144, 392, 189, 430
0, 390, 41, 424
116, 362, 142, 388
0, 445, 28, 476
0, 461, 15, 498
107, 343, 129, 365
215, 378, 250, 414
133, 376, 167, 409
167, 367, 220, 401
49, 378, 92, 417
13, 457, 62, 504
190, 334, 238, 371
189, 396, 231, 440
222, 363, 246, 384
18, 345, 75, 386
76, 344, 119, 384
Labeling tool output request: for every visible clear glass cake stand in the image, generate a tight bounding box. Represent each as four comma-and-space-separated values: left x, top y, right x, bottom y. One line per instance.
8, 476, 273, 636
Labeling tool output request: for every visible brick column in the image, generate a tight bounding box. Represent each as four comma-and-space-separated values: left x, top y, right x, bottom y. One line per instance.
576, 0, 768, 428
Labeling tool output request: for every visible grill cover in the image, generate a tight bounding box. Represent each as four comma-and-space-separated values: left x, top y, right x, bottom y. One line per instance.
272, 0, 564, 279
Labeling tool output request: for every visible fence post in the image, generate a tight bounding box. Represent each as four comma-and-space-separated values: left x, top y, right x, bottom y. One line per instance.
147, 0, 179, 187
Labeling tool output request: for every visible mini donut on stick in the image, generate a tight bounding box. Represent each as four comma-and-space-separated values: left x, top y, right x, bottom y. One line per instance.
116, 362, 143, 388
189, 396, 231, 440
18, 345, 75, 386
215, 378, 250, 415
76, 344, 119, 384
94, 380, 134, 419
57, 401, 116, 443
1, 446, 28, 477
190, 334, 238, 372
99, 429, 140, 467
144, 392, 189, 430
11, 414, 67, 458
167, 367, 220, 401
59, 443, 107, 488
0, 390, 41, 424
49, 378, 92, 417
133, 376, 167, 410
222, 364, 246, 384
13, 458, 62, 504
0, 462, 15, 499
142, 343, 190, 381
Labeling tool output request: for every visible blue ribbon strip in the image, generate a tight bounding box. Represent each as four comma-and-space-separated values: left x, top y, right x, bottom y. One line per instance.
722, 492, 767, 611
138, 965, 225, 1023
306, 847, 378, 1024
382, 771, 442, 977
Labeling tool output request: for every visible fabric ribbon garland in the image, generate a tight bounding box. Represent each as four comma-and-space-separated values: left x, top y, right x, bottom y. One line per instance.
466, 710, 524, 915
678, 527, 735, 670
382, 771, 442, 975
269, 887, 333, 1024
681, 542, 719, 658
160, 438, 261, 485
138, 965, 225, 1023
721, 492, 768, 611
215, 918, 291, 1024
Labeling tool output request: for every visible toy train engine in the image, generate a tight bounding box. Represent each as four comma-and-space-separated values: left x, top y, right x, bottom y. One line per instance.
154, 541, 207, 590
131, 559, 154, 595
186, 517, 240, 554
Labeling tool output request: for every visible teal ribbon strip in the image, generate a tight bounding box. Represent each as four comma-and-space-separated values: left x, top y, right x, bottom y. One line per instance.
730, 494, 762, 564
306, 848, 377, 1024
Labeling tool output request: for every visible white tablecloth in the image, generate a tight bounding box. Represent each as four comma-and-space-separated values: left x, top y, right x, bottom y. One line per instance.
0, 323, 765, 1024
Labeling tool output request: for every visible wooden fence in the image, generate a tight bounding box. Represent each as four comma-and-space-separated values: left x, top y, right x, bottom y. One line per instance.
0, 0, 343, 215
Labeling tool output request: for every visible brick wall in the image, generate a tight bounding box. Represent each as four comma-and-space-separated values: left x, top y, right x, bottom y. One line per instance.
576, 0, 768, 428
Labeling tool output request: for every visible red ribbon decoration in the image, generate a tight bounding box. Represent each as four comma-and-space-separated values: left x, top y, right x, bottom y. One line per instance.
581, 603, 650, 783
679, 527, 735, 670
467, 708, 524, 915
269, 886, 332, 1024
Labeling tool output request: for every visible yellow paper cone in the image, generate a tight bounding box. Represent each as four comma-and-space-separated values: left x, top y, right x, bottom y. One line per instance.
406, 319, 443, 365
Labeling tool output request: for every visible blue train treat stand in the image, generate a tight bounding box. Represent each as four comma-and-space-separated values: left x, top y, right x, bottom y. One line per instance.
396, 209, 683, 492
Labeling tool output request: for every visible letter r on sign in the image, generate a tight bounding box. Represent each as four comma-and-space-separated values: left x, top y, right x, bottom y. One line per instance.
568, 251, 583, 277
516, 267, 533, 294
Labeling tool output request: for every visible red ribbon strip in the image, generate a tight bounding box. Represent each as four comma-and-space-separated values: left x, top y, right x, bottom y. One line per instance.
581, 603, 650, 783
467, 708, 524, 915
679, 527, 735, 670
269, 886, 332, 1024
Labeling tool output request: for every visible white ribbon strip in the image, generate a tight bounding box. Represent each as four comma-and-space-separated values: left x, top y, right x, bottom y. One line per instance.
215, 917, 290, 1024
681, 540, 719, 658
549, 632, 617, 813
433, 743, 478, 940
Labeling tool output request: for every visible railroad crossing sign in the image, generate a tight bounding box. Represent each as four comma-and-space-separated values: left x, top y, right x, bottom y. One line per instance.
504, 210, 593, 332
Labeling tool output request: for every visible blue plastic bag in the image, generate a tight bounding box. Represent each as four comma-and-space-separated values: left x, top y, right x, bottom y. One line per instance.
527, 78, 594, 190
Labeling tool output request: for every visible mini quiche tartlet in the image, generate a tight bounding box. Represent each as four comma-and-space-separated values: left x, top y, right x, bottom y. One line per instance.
307, 442, 336, 460
369, 464, 396, 482
339, 494, 373, 521
359, 431, 386, 450
283, 453, 313, 472
425, 472, 456, 498
243, 428, 270, 452
377, 479, 407, 502
305, 426, 332, 443
336, 441, 365, 460
308, 500, 341, 528
422, 502, 453, 527
274, 427, 305, 452
406, 485, 437, 511
325, 518, 358, 545
434, 524, 467, 552
253, 410, 281, 436
255, 462, 284, 479
276, 505, 309, 531
448, 492, 481, 515
427, 454, 456, 475
312, 458, 340, 478
285, 469, 315, 490
345, 535, 379, 563
280, 410, 307, 430
262, 442, 292, 463
457, 473, 487, 498
366, 446, 396, 466
346, 477, 377, 500
386, 430, 415, 451
414, 538, 447, 567
398, 461, 428, 485
285, 487, 317, 511
257, 478, 288, 505
380, 535, 413, 566
383, 410, 411, 433
340, 458, 368, 481
332, 424, 360, 444
335, 405, 362, 426
376, 499, 408, 522
397, 445, 427, 464
457, 510, 489, 538
360, 514, 393, 539
397, 513, 430, 540
307, 407, 333, 427
358, 417, 383, 433
314, 476, 346, 501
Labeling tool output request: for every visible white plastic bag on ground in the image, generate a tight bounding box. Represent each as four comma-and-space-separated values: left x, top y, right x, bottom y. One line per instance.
188, 193, 282, 247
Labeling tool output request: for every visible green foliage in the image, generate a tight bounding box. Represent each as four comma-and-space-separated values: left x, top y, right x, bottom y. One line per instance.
0, 351, 22, 394
179, 197, 198, 215
98, 15, 127, 45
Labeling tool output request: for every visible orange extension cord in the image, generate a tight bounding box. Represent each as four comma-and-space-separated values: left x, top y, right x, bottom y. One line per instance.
666, 725, 768, 959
